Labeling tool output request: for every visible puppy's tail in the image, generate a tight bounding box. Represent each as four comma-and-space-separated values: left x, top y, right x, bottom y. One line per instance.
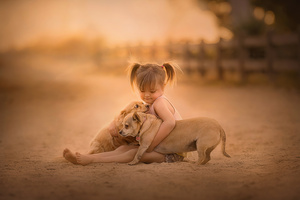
220, 128, 231, 158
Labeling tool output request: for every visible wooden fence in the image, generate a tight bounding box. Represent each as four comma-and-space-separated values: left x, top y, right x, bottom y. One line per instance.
98, 30, 300, 82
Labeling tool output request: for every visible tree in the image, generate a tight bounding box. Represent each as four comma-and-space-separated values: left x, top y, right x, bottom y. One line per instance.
199, 0, 299, 36
251, 0, 300, 32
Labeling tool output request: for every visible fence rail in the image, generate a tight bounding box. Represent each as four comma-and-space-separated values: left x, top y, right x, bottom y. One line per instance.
96, 30, 300, 81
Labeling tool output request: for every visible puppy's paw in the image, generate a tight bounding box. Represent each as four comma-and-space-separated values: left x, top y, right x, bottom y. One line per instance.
128, 161, 139, 165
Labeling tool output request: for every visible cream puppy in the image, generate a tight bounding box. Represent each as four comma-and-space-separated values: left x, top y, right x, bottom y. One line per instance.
88, 102, 148, 154
119, 112, 231, 165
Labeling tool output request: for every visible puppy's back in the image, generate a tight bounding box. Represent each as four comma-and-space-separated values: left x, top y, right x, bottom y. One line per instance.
155, 117, 222, 154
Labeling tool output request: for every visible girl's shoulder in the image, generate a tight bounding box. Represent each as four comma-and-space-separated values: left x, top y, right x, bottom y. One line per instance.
153, 96, 168, 107
151, 95, 182, 120
152, 96, 175, 113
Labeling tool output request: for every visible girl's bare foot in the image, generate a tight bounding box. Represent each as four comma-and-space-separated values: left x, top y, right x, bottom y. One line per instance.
75, 152, 93, 166
63, 148, 78, 164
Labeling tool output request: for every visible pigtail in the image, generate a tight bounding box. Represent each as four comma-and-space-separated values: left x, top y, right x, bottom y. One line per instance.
127, 63, 141, 89
162, 62, 182, 86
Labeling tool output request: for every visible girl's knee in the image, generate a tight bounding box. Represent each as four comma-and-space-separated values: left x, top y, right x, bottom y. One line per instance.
120, 149, 138, 162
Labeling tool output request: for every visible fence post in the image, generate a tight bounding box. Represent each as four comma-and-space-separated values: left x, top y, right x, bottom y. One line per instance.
136, 42, 143, 61
126, 43, 132, 59
266, 30, 275, 82
238, 33, 246, 83
151, 41, 157, 60
216, 37, 224, 80
197, 39, 206, 77
184, 40, 192, 74
167, 40, 173, 59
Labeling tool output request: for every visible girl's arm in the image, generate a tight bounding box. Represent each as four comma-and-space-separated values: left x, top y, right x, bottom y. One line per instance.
146, 98, 176, 152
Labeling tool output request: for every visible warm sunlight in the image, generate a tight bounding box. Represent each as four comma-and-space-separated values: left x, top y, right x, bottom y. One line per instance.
0, 0, 220, 51
1, 1, 299, 200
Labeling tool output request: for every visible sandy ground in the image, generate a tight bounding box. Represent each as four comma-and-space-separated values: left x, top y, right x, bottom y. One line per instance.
0, 55, 300, 200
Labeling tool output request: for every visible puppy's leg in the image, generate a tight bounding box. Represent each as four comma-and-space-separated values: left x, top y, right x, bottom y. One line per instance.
197, 129, 222, 164
128, 145, 149, 165
201, 146, 215, 164
196, 145, 207, 165
196, 139, 215, 165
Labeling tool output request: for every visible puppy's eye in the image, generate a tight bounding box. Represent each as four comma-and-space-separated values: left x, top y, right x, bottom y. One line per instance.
125, 124, 129, 129
134, 104, 139, 108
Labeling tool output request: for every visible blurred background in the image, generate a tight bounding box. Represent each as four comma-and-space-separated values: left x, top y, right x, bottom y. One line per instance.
1, 1, 300, 200
0, 0, 299, 85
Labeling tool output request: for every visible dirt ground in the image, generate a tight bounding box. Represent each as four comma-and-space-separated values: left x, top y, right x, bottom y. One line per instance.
0, 55, 300, 200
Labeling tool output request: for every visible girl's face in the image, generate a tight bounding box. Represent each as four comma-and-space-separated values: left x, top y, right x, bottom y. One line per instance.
139, 84, 164, 105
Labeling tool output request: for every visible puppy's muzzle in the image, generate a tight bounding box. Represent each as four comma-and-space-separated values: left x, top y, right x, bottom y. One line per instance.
119, 130, 125, 136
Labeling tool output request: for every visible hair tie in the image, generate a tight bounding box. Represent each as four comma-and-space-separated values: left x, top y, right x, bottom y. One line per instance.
161, 65, 164, 68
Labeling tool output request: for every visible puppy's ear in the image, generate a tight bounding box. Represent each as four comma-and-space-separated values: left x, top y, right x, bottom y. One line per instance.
120, 110, 126, 116
132, 112, 141, 123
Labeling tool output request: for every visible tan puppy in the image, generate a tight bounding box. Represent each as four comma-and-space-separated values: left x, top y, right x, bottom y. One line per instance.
119, 112, 231, 165
88, 102, 149, 154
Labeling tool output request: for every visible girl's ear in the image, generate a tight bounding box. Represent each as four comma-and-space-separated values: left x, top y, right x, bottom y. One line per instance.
132, 112, 141, 123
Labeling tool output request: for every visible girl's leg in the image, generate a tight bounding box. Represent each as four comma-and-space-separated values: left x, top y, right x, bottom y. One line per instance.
75, 148, 166, 165
140, 151, 166, 164
63, 145, 136, 164
90, 145, 138, 157
76, 148, 138, 165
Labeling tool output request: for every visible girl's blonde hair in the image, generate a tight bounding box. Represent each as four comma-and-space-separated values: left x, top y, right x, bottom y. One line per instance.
128, 62, 182, 91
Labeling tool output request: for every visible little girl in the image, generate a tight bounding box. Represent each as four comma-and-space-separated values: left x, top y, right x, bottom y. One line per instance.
63, 62, 184, 165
